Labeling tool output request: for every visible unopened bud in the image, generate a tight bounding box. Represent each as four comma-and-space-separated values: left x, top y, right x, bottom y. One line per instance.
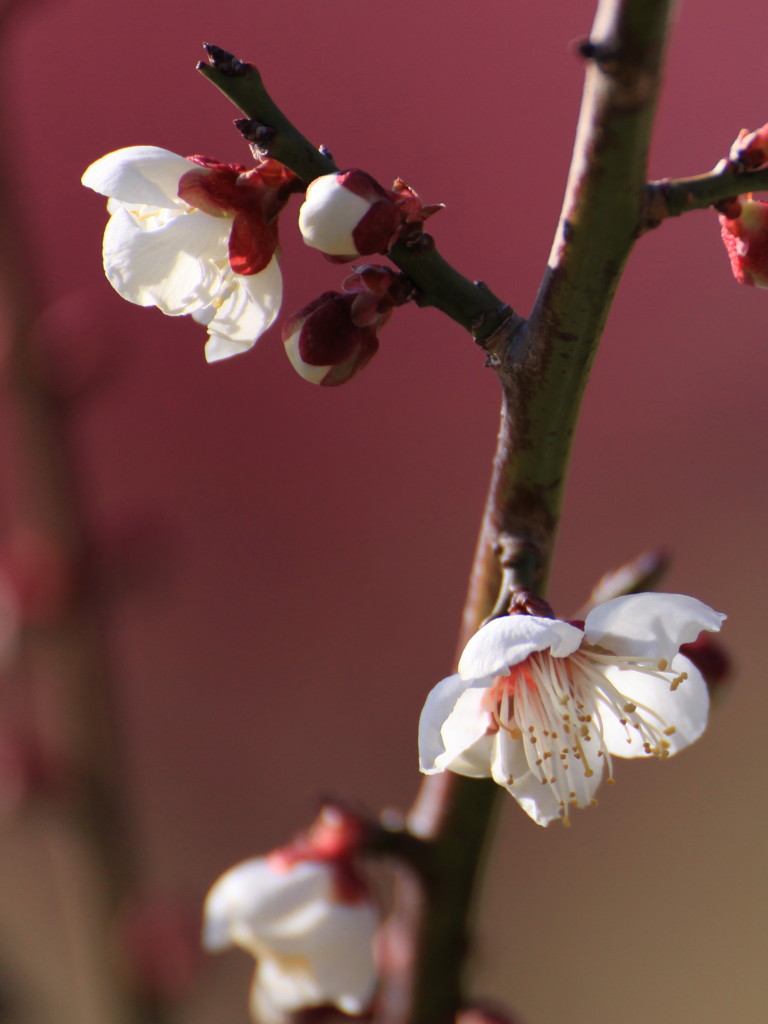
283, 266, 410, 386
719, 197, 768, 287
729, 122, 768, 170
299, 170, 441, 261
282, 292, 379, 386
299, 170, 401, 259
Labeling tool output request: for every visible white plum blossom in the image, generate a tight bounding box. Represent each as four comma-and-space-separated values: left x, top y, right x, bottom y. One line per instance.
419, 592, 726, 826
82, 146, 299, 362
203, 848, 378, 1021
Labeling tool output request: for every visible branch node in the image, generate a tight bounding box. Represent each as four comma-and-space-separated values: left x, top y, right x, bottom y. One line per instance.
575, 37, 621, 73
234, 117, 276, 158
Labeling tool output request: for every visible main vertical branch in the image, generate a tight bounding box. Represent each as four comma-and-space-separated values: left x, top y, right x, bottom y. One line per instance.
401, 2, 674, 1022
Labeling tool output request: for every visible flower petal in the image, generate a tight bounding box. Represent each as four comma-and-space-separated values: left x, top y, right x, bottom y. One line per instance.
505, 771, 564, 827
488, 728, 528, 789
251, 898, 377, 1017
597, 654, 709, 758
420, 673, 477, 772
278, 903, 377, 1012
584, 592, 726, 664
458, 615, 584, 681
102, 205, 230, 314
202, 258, 283, 363
82, 146, 194, 209
299, 174, 371, 257
433, 687, 496, 777
202, 858, 329, 954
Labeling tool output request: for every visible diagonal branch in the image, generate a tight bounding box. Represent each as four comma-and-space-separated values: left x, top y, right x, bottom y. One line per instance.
197, 48, 513, 339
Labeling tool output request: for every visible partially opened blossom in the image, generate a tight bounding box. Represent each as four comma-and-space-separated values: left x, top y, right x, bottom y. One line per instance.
82, 146, 300, 361
282, 266, 412, 385
203, 808, 378, 1021
718, 196, 768, 287
299, 170, 441, 261
419, 593, 725, 826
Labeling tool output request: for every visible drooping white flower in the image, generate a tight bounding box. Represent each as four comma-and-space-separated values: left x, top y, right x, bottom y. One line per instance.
419, 593, 726, 826
203, 811, 378, 1021
82, 146, 300, 362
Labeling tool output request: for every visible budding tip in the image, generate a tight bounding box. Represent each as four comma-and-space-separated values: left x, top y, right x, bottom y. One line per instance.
202, 43, 248, 76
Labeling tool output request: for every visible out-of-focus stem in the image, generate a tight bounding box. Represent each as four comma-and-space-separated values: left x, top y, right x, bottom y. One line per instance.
0, 40, 169, 1024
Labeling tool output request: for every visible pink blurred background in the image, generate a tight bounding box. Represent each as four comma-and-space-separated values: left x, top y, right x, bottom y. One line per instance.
0, 0, 765, 1021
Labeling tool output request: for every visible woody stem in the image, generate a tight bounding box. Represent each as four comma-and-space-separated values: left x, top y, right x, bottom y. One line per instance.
399, 2, 675, 1023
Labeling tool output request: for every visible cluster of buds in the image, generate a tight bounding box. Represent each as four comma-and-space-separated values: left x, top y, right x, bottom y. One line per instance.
299, 169, 442, 260
82, 148, 432, 383
203, 805, 378, 1022
283, 266, 414, 386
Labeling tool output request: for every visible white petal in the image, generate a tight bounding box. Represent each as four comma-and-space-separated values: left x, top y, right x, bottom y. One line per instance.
488, 729, 528, 788
203, 258, 282, 360
252, 958, 322, 1017
103, 205, 230, 314
505, 771, 564, 827
284, 902, 377, 1011
251, 899, 377, 1018
204, 336, 254, 362
202, 858, 329, 954
597, 654, 709, 758
82, 146, 194, 208
417, 675, 489, 770
299, 175, 368, 256
584, 592, 726, 663
433, 687, 496, 777
458, 615, 583, 680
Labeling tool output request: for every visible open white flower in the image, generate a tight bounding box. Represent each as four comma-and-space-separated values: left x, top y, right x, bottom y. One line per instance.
82, 146, 299, 362
203, 855, 378, 1021
419, 593, 726, 826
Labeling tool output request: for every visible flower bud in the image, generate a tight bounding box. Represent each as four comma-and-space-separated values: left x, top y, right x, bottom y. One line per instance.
729, 122, 768, 170
719, 197, 768, 287
282, 292, 379, 386
299, 170, 441, 261
282, 266, 410, 386
299, 170, 401, 259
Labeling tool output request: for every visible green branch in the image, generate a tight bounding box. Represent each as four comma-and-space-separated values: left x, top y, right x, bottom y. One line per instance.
645, 162, 768, 224
197, 46, 512, 339
407, 2, 677, 1023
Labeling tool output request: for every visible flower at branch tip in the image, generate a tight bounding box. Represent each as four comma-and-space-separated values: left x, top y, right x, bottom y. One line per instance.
728, 122, 768, 170
718, 196, 768, 287
282, 265, 412, 385
81, 146, 301, 362
298, 169, 442, 261
203, 806, 378, 1022
419, 592, 726, 826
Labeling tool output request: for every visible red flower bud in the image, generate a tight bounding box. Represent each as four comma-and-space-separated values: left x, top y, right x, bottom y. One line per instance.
282, 292, 379, 386
719, 197, 768, 287
283, 266, 411, 386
